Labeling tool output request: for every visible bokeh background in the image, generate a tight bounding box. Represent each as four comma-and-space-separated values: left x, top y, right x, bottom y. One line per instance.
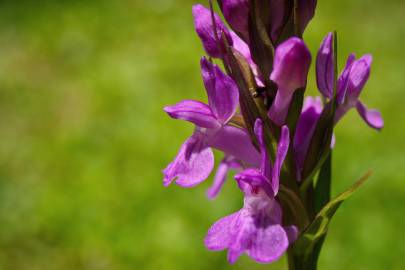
0, 0, 404, 269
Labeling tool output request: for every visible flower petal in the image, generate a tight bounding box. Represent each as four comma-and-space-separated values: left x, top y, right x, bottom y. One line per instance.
254, 119, 271, 179
207, 156, 241, 200
235, 168, 274, 198
246, 224, 289, 264
222, 0, 249, 41
269, 37, 312, 125
356, 101, 384, 130
205, 212, 239, 251
164, 100, 220, 128
297, 0, 317, 35
270, 37, 312, 92
316, 32, 334, 99
192, 4, 233, 58
346, 54, 372, 104
272, 125, 290, 195
207, 125, 260, 167
201, 58, 239, 124
163, 133, 214, 188
337, 54, 356, 104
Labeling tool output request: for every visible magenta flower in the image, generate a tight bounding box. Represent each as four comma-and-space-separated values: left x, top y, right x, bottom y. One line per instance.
316, 32, 384, 130
163, 58, 259, 192
205, 119, 296, 263
164, 2, 383, 268
268, 37, 312, 126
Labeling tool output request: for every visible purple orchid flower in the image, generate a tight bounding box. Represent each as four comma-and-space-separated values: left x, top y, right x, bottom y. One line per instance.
316, 32, 384, 130
163, 57, 260, 193
205, 119, 297, 264
268, 37, 312, 126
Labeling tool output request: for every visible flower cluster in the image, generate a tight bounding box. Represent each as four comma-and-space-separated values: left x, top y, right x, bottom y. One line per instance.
163, 0, 383, 266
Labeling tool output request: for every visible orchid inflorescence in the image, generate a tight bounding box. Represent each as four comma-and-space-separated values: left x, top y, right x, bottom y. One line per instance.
162, 0, 383, 269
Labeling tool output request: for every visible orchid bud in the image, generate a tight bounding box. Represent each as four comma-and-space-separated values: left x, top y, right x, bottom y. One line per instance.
297, 0, 317, 35
192, 4, 233, 58
221, 0, 249, 40
316, 32, 334, 99
269, 37, 312, 125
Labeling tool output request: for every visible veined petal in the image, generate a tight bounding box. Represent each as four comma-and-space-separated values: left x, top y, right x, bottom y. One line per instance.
207, 156, 241, 200
201, 58, 239, 124
316, 32, 334, 99
163, 133, 214, 188
205, 212, 239, 251
356, 101, 384, 130
337, 54, 356, 104
271, 125, 290, 195
207, 125, 260, 167
192, 4, 233, 58
164, 100, 220, 128
246, 224, 289, 264
346, 54, 372, 104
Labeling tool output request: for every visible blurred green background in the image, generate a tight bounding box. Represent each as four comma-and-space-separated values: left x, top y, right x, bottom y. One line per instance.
0, 0, 404, 269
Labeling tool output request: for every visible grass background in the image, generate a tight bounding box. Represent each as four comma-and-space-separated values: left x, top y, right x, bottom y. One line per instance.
0, 0, 404, 269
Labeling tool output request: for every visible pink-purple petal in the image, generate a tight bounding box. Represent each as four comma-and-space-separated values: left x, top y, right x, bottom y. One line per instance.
356, 101, 384, 130
246, 224, 289, 264
272, 125, 290, 195
207, 125, 260, 167
164, 100, 220, 128
163, 133, 214, 188
200, 58, 239, 124
192, 4, 233, 58
316, 32, 334, 99
205, 212, 239, 251
207, 156, 241, 200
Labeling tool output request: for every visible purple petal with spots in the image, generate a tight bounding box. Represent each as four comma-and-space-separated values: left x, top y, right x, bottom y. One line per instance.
163, 133, 214, 188
164, 100, 220, 129
235, 168, 274, 198
205, 196, 290, 264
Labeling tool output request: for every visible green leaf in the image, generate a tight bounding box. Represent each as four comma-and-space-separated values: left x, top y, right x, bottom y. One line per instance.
314, 152, 332, 214
289, 171, 372, 270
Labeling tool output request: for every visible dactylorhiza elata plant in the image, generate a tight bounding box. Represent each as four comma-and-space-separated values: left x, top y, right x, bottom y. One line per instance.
163, 1, 384, 269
